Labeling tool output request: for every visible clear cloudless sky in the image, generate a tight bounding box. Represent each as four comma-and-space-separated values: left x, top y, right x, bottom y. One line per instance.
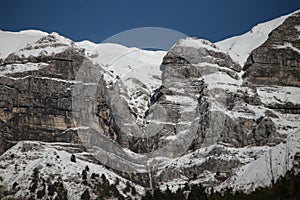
0, 0, 299, 43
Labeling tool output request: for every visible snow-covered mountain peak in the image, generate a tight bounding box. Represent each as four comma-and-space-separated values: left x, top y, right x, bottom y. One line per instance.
16, 32, 75, 57
8, 29, 47, 36
0, 9, 300, 199
0, 29, 47, 59
217, 9, 300, 66
175, 37, 224, 53
37, 32, 75, 47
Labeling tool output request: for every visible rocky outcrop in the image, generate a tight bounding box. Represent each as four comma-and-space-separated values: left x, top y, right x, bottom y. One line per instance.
0, 48, 84, 154
266, 102, 300, 114
128, 39, 287, 169
0, 34, 150, 191
155, 145, 242, 185
1, 12, 300, 198
157, 38, 282, 151
243, 12, 300, 87
242, 11, 300, 116
0, 35, 129, 154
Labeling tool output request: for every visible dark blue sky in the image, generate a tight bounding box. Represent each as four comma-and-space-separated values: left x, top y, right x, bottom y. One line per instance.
0, 0, 299, 43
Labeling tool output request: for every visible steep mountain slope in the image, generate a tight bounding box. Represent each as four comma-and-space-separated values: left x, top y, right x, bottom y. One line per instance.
151, 32, 300, 192
76, 41, 166, 124
216, 10, 297, 66
0, 33, 86, 155
0, 31, 167, 199
243, 11, 300, 87
0, 141, 145, 199
0, 9, 300, 199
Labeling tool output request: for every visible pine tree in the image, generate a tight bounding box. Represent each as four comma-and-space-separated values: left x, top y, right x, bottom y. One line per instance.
188, 184, 207, 200
82, 170, 87, 180
132, 186, 137, 196
124, 181, 131, 193
101, 174, 107, 183
71, 154, 76, 162
81, 189, 90, 200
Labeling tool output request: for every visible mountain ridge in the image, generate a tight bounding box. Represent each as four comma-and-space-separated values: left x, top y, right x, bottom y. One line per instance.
0, 10, 300, 199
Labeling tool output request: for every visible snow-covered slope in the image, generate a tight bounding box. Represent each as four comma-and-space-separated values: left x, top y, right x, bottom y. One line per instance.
216, 10, 299, 66
0, 30, 47, 59
219, 129, 300, 192
0, 9, 300, 199
77, 41, 166, 122
0, 141, 144, 199
78, 42, 166, 91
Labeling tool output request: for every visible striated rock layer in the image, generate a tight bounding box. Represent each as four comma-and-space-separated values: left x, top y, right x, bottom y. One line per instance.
0, 10, 300, 199
243, 11, 300, 87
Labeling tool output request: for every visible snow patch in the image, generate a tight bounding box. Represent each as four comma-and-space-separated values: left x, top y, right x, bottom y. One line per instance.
273, 42, 300, 54
257, 86, 300, 105
0, 29, 47, 59
176, 37, 224, 53
0, 63, 48, 75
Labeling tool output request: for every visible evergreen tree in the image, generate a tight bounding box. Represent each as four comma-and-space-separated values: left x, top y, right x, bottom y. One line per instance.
124, 181, 131, 193
142, 190, 154, 200
165, 186, 173, 200
71, 154, 76, 162
101, 174, 107, 183
81, 189, 90, 200
187, 184, 207, 200
82, 170, 87, 180
132, 186, 137, 196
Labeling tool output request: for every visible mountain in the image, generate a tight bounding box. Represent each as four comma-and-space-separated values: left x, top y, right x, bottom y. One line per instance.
0, 10, 300, 199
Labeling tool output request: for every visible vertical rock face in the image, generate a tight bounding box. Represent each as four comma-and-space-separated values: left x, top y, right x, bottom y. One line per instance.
0, 34, 129, 154
154, 38, 283, 152
243, 11, 300, 116
1, 11, 300, 199
94, 79, 129, 147
147, 34, 298, 184
148, 20, 300, 185
0, 47, 85, 154
243, 12, 300, 87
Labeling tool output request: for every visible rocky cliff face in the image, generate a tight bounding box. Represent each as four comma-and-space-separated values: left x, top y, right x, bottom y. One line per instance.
0, 34, 84, 154
0, 34, 133, 155
243, 12, 300, 87
0, 10, 300, 199
157, 38, 284, 150
241, 11, 300, 127
148, 36, 289, 186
